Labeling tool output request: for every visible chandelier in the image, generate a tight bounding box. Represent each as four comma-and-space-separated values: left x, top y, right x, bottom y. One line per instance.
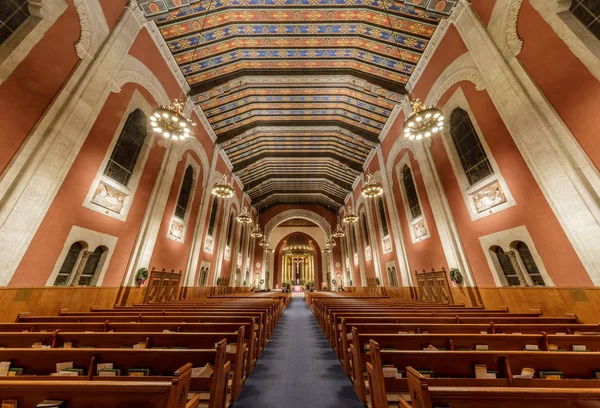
258, 237, 269, 247
250, 224, 263, 239
211, 174, 234, 198
361, 172, 383, 198
332, 223, 345, 238
402, 97, 444, 141
150, 99, 195, 141
266, 248, 274, 253
342, 205, 358, 223
327, 236, 336, 248
236, 206, 252, 223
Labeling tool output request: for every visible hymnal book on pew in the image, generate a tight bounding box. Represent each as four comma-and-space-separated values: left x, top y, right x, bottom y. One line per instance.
512, 367, 535, 379
61, 368, 84, 376
133, 342, 146, 349
475, 344, 489, 351
8, 368, 24, 376
98, 369, 121, 376
1, 399, 17, 408
539, 370, 564, 379
96, 363, 113, 375
55, 361, 73, 373
417, 369, 433, 378
383, 365, 398, 378
474, 364, 487, 379
36, 400, 64, 407
524, 344, 540, 351
128, 368, 150, 377
423, 345, 439, 351
191, 363, 214, 378
572, 345, 587, 352
62, 342, 72, 349
0, 362, 10, 376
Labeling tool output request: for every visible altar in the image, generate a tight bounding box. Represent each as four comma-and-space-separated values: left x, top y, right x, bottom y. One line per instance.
293, 285, 303, 293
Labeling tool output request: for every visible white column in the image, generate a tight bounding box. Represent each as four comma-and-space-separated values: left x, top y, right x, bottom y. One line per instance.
454, 1, 600, 283
0, 3, 145, 285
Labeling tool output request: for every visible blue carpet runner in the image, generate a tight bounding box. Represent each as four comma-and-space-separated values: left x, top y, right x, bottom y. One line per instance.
233, 297, 365, 407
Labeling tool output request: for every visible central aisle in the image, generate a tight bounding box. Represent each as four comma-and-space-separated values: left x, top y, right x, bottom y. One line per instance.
233, 297, 365, 408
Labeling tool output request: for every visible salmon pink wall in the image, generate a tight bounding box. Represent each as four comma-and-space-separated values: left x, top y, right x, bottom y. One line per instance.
11, 84, 164, 286
149, 151, 204, 275
471, 0, 496, 27
518, 1, 600, 171
431, 81, 590, 286
0, 0, 80, 174
99, 0, 128, 30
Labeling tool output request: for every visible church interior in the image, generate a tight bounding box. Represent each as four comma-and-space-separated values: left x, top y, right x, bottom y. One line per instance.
0, 0, 600, 406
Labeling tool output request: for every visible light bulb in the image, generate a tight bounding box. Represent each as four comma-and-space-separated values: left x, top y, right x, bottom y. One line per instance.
439, 116, 444, 121
150, 116, 157, 122
404, 133, 410, 138
153, 127, 161, 132
433, 112, 440, 118
150, 122, 157, 127
171, 135, 177, 140
179, 135, 185, 140
416, 134, 423, 140
432, 127, 439, 132
154, 112, 161, 118
184, 128, 190, 133
425, 131, 431, 137
416, 116, 422, 122
192, 123, 197, 126
408, 121, 414, 127
437, 122, 443, 127
172, 116, 179, 122
409, 135, 415, 140
425, 113, 432, 118
162, 113, 169, 118
163, 131, 170, 137
403, 128, 410, 133
180, 122, 187, 127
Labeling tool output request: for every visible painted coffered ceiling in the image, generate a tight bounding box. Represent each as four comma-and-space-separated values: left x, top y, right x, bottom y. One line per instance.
137, 0, 456, 211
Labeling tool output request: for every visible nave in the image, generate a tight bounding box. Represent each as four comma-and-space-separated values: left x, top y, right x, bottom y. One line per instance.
234, 297, 363, 408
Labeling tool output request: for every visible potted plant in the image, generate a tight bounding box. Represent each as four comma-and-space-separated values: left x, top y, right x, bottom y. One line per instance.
449, 267, 464, 285
135, 268, 149, 287
375, 277, 380, 286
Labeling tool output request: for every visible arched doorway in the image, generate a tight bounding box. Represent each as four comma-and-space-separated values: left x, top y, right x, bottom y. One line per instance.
273, 231, 323, 289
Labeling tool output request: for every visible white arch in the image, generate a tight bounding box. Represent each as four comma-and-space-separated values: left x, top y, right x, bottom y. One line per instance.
424, 52, 486, 107
487, 0, 524, 59
265, 209, 332, 238
385, 139, 417, 190
174, 139, 210, 188
74, 0, 109, 59
111, 55, 170, 106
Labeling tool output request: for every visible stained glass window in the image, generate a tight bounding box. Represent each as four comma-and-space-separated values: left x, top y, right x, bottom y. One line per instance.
104, 109, 147, 186
175, 166, 194, 219
570, 0, 600, 40
516, 242, 545, 286
403, 165, 422, 219
493, 247, 521, 286
377, 196, 389, 237
0, 0, 30, 45
54, 242, 82, 286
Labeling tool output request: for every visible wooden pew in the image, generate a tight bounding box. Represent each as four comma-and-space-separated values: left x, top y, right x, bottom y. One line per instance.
398, 366, 600, 408
0, 342, 231, 407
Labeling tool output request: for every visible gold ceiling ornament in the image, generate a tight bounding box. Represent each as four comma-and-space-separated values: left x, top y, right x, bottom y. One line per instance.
402, 97, 444, 141
236, 206, 253, 223
361, 171, 383, 198
211, 174, 235, 198
342, 205, 358, 223
150, 99, 196, 142
332, 223, 345, 238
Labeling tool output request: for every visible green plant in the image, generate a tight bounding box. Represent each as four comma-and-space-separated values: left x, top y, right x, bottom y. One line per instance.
322, 286, 329, 291
375, 277, 380, 286
243, 280, 246, 286
449, 267, 464, 285
349, 280, 353, 286
217, 277, 222, 285
135, 268, 149, 284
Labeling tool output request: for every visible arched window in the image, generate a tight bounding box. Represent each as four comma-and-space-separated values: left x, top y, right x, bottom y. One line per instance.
207, 198, 219, 237
175, 166, 194, 219
570, 0, 600, 40
226, 212, 235, 247
76, 246, 107, 286
104, 109, 147, 186
199, 267, 208, 286
449, 108, 494, 186
403, 165, 422, 219
54, 242, 84, 286
515, 242, 545, 286
0, 0, 30, 45
377, 196, 389, 237
361, 214, 370, 247
492, 246, 521, 286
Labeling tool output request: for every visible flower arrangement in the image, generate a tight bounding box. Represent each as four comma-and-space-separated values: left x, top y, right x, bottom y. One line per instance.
135, 268, 149, 286
449, 267, 464, 285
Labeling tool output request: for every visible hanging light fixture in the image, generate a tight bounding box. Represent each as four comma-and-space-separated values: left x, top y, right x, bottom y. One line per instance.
342, 205, 358, 223
361, 171, 383, 198
259, 237, 269, 247
250, 223, 263, 239
150, 99, 196, 142
236, 206, 252, 223
332, 223, 345, 238
327, 236, 336, 248
211, 174, 235, 198
402, 97, 444, 141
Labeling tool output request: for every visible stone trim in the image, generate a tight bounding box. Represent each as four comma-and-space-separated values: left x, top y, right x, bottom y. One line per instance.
73, 0, 109, 59
0, 0, 68, 84
530, 0, 600, 81
82, 89, 155, 222
395, 152, 431, 243
45, 225, 118, 287
478, 225, 554, 287
439, 87, 517, 221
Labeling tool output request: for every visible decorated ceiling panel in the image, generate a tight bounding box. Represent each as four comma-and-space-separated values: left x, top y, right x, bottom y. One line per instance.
138, 0, 456, 210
